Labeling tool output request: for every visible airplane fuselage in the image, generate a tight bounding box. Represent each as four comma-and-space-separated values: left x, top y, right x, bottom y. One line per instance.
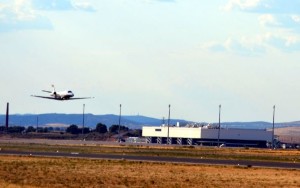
51, 90, 75, 100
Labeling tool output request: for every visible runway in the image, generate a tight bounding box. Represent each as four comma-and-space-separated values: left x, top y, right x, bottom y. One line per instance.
1, 150, 300, 170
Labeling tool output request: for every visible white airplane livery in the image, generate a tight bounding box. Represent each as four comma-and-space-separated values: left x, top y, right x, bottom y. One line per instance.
31, 85, 93, 100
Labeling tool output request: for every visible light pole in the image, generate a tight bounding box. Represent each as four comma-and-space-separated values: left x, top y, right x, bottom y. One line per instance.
36, 115, 39, 133
167, 104, 171, 144
82, 104, 85, 135
272, 105, 275, 149
118, 104, 122, 141
5, 102, 9, 133
217, 104, 221, 147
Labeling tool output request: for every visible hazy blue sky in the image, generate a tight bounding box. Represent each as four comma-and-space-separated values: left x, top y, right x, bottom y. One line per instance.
1, 0, 300, 123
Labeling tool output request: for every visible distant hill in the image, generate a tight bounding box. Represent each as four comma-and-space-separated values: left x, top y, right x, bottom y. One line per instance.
0, 113, 189, 129
0, 113, 300, 129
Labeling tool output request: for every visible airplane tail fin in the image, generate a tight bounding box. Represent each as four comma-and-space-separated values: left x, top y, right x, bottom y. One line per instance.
51, 84, 56, 93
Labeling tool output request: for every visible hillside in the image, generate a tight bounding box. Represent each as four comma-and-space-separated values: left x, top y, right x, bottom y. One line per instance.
1, 113, 300, 129
0, 114, 189, 129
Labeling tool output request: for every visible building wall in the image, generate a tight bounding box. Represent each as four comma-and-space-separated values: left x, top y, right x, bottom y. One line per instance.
142, 126, 201, 138
201, 128, 272, 142
142, 126, 272, 142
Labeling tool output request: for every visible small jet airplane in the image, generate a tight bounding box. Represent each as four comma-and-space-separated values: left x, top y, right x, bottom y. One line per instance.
31, 85, 94, 100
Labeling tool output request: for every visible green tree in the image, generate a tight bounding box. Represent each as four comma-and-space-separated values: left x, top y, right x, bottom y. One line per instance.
26, 126, 36, 133
8, 126, 25, 133
0, 126, 5, 132
79, 127, 90, 134
42, 127, 48, 133
95, 123, 107, 133
109, 125, 128, 133
66, 124, 80, 134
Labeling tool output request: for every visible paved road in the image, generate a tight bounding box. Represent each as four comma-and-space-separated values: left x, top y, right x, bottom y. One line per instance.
0, 150, 300, 170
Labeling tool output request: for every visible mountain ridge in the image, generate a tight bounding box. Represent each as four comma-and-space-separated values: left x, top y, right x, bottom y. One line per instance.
0, 113, 299, 129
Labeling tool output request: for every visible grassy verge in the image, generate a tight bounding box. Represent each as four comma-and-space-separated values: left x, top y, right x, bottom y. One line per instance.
0, 155, 299, 188
1, 142, 300, 163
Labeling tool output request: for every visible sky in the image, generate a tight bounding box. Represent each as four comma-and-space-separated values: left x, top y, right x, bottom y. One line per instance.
1, 0, 300, 123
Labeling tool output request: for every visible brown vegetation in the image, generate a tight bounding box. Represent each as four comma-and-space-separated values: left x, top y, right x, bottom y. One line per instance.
0, 155, 299, 188
1, 141, 300, 163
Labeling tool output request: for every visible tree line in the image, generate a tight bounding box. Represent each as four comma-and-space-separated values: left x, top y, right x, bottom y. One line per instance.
0, 126, 59, 133
0, 123, 131, 135
65, 123, 129, 134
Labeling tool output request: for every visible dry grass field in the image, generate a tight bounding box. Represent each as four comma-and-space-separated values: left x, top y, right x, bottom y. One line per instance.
0, 155, 299, 188
1, 142, 300, 162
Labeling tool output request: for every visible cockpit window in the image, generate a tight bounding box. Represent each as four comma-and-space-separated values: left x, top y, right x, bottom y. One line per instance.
68, 91, 72, 93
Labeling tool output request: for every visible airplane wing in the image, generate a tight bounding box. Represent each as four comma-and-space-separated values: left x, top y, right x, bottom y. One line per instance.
67, 97, 94, 100
31, 95, 62, 100
31, 95, 94, 100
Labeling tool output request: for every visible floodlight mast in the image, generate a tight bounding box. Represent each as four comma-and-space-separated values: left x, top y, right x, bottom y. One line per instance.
217, 104, 221, 147
82, 104, 85, 135
272, 105, 275, 149
167, 104, 171, 144
118, 104, 122, 141
36, 116, 39, 133
5, 102, 9, 133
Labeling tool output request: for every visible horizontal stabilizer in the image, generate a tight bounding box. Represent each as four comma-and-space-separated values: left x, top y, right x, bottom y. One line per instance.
42, 90, 52, 93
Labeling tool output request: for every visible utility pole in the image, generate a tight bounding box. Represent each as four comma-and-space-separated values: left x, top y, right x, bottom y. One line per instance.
217, 104, 221, 147
167, 104, 171, 144
5, 102, 9, 133
36, 115, 39, 133
272, 105, 275, 149
118, 104, 122, 141
82, 104, 85, 135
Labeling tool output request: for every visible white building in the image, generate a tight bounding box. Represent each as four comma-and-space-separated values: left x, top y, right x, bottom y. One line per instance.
142, 126, 272, 147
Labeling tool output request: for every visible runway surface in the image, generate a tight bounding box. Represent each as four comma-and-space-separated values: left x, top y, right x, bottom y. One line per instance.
1, 150, 300, 170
